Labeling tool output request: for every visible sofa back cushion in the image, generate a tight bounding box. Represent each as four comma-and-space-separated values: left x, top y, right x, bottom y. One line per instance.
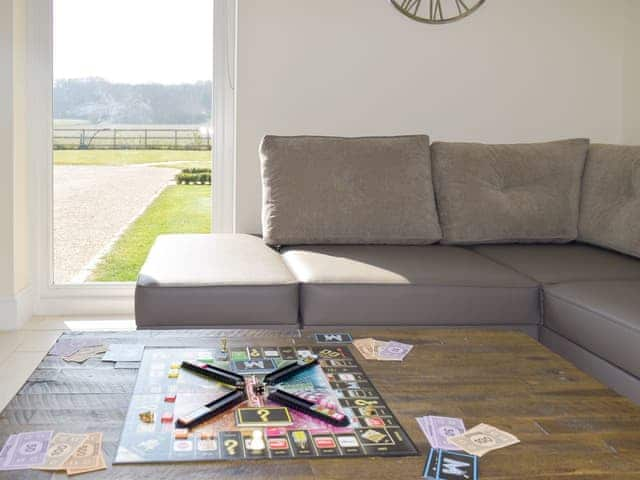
260, 135, 442, 246
579, 144, 640, 259
431, 139, 589, 245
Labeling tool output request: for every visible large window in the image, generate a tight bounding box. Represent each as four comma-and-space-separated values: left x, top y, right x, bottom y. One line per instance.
52, 0, 214, 284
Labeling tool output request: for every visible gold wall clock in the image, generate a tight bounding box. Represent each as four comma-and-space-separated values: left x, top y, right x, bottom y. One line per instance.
390, 0, 486, 24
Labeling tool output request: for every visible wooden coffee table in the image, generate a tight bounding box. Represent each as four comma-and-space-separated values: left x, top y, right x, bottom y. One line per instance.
2, 328, 640, 479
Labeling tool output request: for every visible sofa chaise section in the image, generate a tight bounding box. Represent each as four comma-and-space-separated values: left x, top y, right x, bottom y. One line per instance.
135, 234, 298, 328
542, 281, 640, 403
282, 245, 539, 328
537, 144, 640, 403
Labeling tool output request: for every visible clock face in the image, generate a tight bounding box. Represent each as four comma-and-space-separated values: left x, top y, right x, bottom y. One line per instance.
390, 0, 486, 24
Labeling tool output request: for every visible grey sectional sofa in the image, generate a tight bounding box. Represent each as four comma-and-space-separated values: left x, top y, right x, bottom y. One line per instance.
135, 135, 640, 403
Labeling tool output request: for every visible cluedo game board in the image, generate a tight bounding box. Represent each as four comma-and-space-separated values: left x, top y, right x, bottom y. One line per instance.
114, 344, 418, 463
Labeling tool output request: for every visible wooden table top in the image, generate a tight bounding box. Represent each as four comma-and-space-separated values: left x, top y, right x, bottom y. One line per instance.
2, 328, 640, 479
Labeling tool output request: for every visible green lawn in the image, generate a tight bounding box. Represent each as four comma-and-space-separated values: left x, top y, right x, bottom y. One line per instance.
90, 185, 211, 282
54, 149, 211, 169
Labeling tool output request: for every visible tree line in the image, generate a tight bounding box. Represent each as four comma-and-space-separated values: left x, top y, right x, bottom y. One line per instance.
54, 78, 212, 125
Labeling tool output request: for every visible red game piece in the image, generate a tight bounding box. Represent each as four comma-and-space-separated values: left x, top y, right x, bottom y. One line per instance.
314, 436, 336, 449
161, 412, 174, 423
365, 416, 385, 427
268, 438, 289, 450
164, 394, 176, 403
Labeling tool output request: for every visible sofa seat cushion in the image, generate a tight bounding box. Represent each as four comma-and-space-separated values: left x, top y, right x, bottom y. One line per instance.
472, 244, 640, 284
260, 135, 442, 245
281, 245, 539, 326
544, 281, 640, 378
579, 144, 640, 259
135, 234, 298, 328
431, 139, 589, 244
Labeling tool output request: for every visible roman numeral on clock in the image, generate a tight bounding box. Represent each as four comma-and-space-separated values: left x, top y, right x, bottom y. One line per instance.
391, 0, 485, 24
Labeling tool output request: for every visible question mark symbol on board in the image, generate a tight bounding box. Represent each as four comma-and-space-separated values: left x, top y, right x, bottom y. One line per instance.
320, 349, 340, 358
354, 399, 378, 407
257, 409, 270, 422
224, 439, 238, 455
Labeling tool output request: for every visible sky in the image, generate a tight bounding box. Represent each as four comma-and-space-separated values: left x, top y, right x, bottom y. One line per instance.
54, 0, 213, 84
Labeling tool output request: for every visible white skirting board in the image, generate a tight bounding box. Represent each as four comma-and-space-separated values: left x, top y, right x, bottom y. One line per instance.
0, 286, 33, 331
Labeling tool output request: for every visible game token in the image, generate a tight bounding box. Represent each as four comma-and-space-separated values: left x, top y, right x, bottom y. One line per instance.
248, 430, 265, 451
363, 406, 376, 416
292, 430, 308, 449
168, 369, 179, 378
170, 363, 181, 369
161, 413, 174, 423
139, 411, 155, 423
174, 429, 189, 440
164, 394, 176, 403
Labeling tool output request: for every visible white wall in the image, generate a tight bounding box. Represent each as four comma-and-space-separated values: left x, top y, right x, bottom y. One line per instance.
0, 0, 31, 329
623, 0, 640, 144
236, 0, 626, 234
0, 0, 16, 297
13, 0, 29, 293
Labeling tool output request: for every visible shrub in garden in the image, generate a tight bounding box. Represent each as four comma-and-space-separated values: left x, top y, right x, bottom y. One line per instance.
175, 168, 211, 185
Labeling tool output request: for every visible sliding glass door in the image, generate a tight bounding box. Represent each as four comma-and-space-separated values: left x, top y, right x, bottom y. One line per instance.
52, 0, 214, 284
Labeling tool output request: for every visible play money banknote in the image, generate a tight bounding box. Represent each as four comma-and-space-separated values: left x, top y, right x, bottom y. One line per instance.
0, 434, 17, 469
0, 431, 52, 470
417, 416, 466, 450
65, 432, 105, 475
448, 423, 520, 457
37, 433, 88, 470
353, 338, 377, 360
378, 340, 413, 361
63, 345, 107, 363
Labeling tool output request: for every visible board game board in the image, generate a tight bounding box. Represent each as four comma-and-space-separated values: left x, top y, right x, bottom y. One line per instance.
114, 344, 418, 463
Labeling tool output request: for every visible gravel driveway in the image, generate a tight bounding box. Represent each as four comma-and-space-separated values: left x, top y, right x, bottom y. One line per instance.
54, 165, 177, 283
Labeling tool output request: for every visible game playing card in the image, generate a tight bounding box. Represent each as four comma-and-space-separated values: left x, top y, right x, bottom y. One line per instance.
422, 447, 440, 479
436, 449, 478, 480
49, 338, 103, 357
377, 340, 413, 361
0, 431, 52, 470
314, 333, 353, 344
102, 344, 145, 362
449, 423, 519, 457
114, 361, 141, 369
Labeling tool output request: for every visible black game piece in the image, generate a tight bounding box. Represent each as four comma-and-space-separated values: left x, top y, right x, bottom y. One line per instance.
181, 361, 245, 387
263, 357, 318, 386
268, 388, 350, 427
175, 389, 247, 428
